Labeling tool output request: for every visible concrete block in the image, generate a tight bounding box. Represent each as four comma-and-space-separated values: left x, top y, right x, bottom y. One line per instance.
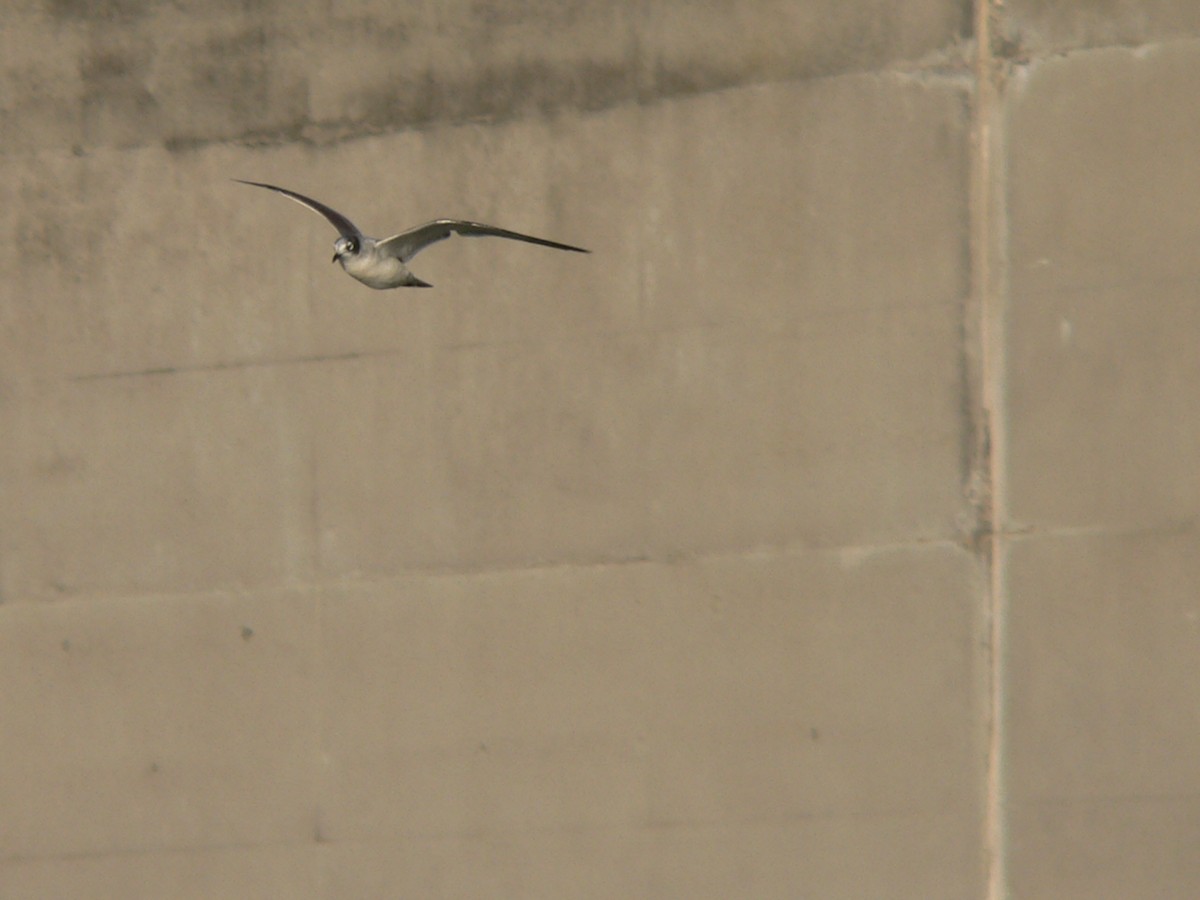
316, 544, 983, 895
0, 366, 313, 600
1007, 44, 1200, 529
1005, 530, 1200, 894
1006, 530, 1200, 804
5, 73, 970, 583
0, 589, 320, 860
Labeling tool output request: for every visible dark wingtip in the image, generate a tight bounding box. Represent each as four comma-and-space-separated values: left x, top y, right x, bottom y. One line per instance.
544, 238, 589, 254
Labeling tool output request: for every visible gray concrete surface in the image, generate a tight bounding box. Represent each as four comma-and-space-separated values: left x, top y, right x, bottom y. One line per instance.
1, 1, 1198, 897
1002, 34, 1200, 898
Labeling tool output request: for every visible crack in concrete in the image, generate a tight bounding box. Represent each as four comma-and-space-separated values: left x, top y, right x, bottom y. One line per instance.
64, 348, 403, 382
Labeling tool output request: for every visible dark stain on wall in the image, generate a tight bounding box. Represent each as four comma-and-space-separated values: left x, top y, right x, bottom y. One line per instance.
351, 58, 640, 135
81, 41, 160, 147
45, 0, 153, 24
33, 3, 970, 154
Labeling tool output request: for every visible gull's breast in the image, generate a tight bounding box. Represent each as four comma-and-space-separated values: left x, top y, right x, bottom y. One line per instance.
342, 253, 410, 290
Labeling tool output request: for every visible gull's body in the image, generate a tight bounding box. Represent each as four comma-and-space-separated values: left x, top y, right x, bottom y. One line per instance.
235, 180, 588, 289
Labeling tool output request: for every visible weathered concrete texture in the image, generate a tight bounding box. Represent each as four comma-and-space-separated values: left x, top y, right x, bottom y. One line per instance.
7, 0, 1200, 896
316, 550, 981, 846
0, 367, 315, 601
1, 1, 968, 153
1006, 43, 1200, 529
1, 75, 971, 599
1002, 34, 1200, 897
1002, 0, 1200, 54
1, 547, 984, 897
315, 77, 969, 576
0, 589, 320, 860
1005, 531, 1200, 896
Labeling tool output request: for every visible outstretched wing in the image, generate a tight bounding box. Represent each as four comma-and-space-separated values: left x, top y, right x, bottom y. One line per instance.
234, 180, 362, 239
376, 219, 589, 262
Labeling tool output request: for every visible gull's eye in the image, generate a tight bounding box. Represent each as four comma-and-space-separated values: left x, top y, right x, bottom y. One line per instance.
347, 239, 358, 253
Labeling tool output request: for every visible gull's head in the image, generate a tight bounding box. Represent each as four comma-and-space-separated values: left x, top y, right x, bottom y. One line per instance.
332, 235, 359, 262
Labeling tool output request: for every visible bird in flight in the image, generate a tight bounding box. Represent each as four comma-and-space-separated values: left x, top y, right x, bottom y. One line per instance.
235, 179, 589, 289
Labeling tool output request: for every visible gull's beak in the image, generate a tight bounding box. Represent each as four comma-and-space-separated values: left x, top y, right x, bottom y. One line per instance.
331, 252, 339, 263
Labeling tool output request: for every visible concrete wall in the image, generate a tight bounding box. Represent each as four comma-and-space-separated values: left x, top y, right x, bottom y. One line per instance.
1, 2, 1196, 897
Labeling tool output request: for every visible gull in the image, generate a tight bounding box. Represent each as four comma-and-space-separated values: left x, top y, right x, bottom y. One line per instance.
235, 179, 589, 289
